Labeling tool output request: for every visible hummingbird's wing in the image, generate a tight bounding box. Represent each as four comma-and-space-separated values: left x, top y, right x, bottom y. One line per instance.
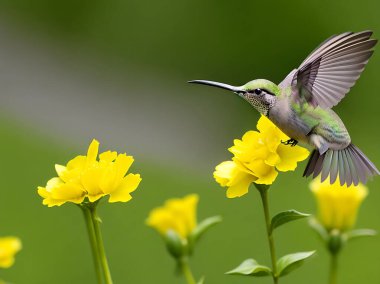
290, 31, 377, 108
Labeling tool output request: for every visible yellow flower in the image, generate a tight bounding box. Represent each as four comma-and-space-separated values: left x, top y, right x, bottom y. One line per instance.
213, 161, 256, 198
38, 139, 142, 207
214, 116, 309, 197
146, 194, 198, 240
310, 178, 368, 231
0, 237, 22, 268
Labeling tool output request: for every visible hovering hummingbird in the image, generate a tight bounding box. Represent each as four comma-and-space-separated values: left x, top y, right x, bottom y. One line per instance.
189, 31, 379, 186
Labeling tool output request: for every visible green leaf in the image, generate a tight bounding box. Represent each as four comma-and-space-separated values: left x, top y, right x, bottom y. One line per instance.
164, 230, 186, 258
197, 276, 205, 284
309, 217, 328, 242
190, 216, 222, 244
276, 251, 315, 277
346, 229, 377, 241
270, 210, 310, 232
226, 259, 272, 277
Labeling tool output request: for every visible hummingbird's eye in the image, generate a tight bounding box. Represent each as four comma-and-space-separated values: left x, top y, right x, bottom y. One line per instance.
254, 88, 262, 95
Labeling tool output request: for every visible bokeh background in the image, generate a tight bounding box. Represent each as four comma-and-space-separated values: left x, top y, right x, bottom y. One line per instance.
0, 0, 379, 283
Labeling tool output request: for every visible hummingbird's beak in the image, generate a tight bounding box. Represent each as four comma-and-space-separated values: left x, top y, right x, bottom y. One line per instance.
188, 80, 244, 94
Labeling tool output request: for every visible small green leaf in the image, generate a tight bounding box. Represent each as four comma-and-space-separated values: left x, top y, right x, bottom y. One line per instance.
346, 229, 377, 241
277, 251, 315, 277
271, 210, 310, 232
165, 230, 186, 258
309, 217, 328, 242
226, 259, 272, 277
190, 216, 222, 244
197, 276, 205, 284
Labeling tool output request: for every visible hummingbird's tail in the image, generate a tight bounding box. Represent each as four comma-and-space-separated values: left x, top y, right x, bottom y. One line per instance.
303, 144, 379, 186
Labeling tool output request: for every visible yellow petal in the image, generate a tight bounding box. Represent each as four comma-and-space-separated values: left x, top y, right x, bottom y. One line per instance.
254, 166, 278, 185
256, 115, 274, 133
0, 237, 22, 268
146, 208, 187, 238
146, 194, 198, 239
276, 144, 310, 172
113, 154, 134, 181
229, 131, 261, 162
43, 198, 66, 207
257, 115, 288, 140
45, 177, 63, 190
213, 161, 236, 187
108, 174, 141, 203
81, 167, 104, 200
241, 158, 278, 185
55, 164, 66, 178
99, 151, 117, 162
37, 187, 49, 198
265, 152, 280, 166
37, 178, 72, 207
50, 182, 86, 204
214, 160, 257, 197
66, 155, 86, 170
226, 173, 255, 198
86, 139, 99, 165
166, 194, 198, 233
310, 178, 368, 231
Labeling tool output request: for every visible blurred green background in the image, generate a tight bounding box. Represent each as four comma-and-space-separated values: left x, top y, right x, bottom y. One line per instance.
0, 0, 379, 283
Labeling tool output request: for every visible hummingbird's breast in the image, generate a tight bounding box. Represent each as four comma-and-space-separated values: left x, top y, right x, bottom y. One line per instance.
268, 97, 312, 143
268, 97, 351, 150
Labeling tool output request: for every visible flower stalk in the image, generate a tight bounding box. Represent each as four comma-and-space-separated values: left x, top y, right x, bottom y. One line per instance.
90, 205, 113, 284
329, 253, 338, 284
81, 202, 113, 284
256, 184, 279, 284
81, 205, 102, 284
179, 257, 196, 284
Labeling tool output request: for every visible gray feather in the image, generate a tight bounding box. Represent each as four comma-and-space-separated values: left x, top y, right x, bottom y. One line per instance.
291, 31, 377, 108
300, 32, 370, 65
313, 153, 325, 178
345, 147, 359, 185
348, 147, 367, 184
342, 149, 353, 186
352, 145, 380, 175
303, 150, 319, 177
330, 151, 339, 183
321, 150, 333, 181
338, 150, 346, 186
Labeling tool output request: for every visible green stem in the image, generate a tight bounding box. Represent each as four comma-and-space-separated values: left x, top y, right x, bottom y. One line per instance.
329, 253, 338, 284
90, 205, 114, 284
257, 185, 279, 284
81, 206, 103, 284
180, 258, 197, 284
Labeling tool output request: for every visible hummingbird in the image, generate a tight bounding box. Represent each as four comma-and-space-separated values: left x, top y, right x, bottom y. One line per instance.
189, 31, 379, 186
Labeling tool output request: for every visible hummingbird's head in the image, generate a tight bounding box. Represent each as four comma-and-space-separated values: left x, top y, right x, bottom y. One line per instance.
188, 79, 280, 116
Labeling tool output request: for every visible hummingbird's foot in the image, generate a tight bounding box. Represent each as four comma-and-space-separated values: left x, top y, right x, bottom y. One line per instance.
281, 138, 298, 147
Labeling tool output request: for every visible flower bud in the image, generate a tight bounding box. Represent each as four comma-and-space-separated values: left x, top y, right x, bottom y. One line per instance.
310, 178, 367, 232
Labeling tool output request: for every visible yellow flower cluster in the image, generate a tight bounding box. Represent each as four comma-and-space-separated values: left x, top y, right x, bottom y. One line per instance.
0, 237, 22, 268
38, 139, 142, 207
146, 194, 198, 240
214, 116, 309, 198
310, 178, 368, 231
